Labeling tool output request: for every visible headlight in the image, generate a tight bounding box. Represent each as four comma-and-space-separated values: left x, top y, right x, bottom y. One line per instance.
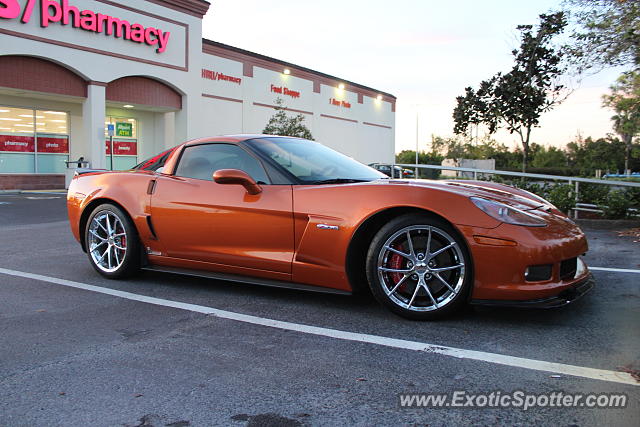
471, 197, 546, 227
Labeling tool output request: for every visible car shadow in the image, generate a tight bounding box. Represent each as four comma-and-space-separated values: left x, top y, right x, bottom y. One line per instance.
132, 269, 599, 330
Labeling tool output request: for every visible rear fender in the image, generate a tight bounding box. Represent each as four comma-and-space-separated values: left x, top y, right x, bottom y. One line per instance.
68, 171, 156, 249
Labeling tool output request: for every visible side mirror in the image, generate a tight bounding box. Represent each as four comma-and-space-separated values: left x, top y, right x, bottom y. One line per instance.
213, 169, 262, 195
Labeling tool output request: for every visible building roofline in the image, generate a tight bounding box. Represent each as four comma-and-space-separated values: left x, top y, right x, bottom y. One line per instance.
202, 39, 397, 100
144, 0, 210, 18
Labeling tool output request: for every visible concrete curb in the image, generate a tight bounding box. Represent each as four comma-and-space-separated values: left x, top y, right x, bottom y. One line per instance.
1, 190, 67, 194
20, 189, 68, 194
576, 218, 640, 230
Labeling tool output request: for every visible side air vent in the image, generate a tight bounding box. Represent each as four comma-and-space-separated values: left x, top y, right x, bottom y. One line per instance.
147, 179, 157, 195
146, 215, 158, 239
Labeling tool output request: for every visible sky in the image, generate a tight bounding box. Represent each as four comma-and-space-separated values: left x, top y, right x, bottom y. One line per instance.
201, 0, 629, 153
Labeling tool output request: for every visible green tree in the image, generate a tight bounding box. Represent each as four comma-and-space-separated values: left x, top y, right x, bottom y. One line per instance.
602, 70, 640, 172
395, 149, 444, 179
395, 149, 443, 165
464, 138, 509, 161
263, 97, 313, 139
566, 135, 629, 174
429, 135, 466, 161
530, 144, 568, 168
453, 13, 568, 172
564, 0, 640, 72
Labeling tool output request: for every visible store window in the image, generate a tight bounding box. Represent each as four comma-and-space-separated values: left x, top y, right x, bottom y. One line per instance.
105, 117, 138, 170
0, 106, 69, 174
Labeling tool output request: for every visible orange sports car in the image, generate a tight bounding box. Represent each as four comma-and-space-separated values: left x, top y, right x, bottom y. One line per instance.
67, 135, 594, 319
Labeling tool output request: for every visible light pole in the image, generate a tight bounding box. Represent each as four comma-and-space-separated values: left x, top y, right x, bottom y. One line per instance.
416, 110, 420, 179
415, 105, 422, 178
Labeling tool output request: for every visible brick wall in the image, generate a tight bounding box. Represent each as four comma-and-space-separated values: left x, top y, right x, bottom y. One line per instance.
0, 174, 65, 190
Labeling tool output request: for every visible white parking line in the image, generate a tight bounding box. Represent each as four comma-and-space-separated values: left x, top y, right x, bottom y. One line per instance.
0, 266, 637, 387
590, 267, 640, 274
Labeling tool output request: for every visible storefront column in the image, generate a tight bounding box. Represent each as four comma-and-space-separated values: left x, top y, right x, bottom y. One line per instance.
160, 112, 175, 149
82, 83, 107, 169
175, 94, 201, 142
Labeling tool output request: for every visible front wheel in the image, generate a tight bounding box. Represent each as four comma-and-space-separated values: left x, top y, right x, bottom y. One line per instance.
85, 203, 141, 279
366, 214, 472, 320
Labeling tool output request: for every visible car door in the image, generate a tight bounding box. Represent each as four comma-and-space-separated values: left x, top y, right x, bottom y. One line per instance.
149, 142, 294, 276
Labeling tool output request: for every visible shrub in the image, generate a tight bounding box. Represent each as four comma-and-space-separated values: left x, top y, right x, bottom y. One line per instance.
484, 174, 506, 184
517, 181, 546, 198
502, 167, 582, 176
598, 191, 633, 219
418, 168, 440, 179
624, 187, 640, 209
578, 183, 610, 205
500, 179, 575, 214
544, 183, 576, 214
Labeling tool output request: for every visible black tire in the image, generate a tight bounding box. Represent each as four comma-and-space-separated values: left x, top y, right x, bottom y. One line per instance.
84, 203, 141, 279
365, 214, 472, 320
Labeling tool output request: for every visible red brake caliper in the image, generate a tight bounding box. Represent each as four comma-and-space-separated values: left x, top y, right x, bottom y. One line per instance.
388, 244, 407, 291
119, 225, 126, 250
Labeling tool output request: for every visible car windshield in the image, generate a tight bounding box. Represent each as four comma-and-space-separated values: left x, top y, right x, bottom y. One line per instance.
247, 137, 387, 184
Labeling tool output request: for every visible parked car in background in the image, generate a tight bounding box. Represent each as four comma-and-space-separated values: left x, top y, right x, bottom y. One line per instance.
368, 163, 415, 179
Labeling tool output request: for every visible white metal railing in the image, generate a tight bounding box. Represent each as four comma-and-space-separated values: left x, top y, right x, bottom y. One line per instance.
575, 203, 639, 217
391, 163, 640, 188
384, 163, 640, 219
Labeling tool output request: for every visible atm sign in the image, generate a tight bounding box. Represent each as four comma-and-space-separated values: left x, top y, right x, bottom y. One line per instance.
115, 122, 132, 137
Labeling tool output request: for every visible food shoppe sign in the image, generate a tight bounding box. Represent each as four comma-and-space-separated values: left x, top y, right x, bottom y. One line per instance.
270, 84, 300, 99
0, 0, 171, 53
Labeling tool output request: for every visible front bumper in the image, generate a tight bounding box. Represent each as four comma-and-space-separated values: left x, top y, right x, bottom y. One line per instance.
470, 274, 595, 308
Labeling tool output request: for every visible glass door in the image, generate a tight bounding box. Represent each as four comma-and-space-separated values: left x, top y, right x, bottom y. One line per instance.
36, 110, 70, 173
105, 117, 138, 170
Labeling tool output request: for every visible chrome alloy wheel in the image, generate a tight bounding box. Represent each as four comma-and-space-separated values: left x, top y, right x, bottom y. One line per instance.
376, 225, 466, 312
88, 211, 128, 273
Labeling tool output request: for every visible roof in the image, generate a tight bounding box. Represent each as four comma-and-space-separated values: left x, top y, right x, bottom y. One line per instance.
202, 39, 396, 100
184, 135, 308, 146
150, 0, 211, 18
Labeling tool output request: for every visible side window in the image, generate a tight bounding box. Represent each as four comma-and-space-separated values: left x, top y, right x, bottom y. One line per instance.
175, 143, 270, 184
134, 147, 176, 172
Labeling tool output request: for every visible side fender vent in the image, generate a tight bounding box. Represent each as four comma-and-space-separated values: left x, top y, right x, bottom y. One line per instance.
147, 179, 157, 195
146, 215, 158, 240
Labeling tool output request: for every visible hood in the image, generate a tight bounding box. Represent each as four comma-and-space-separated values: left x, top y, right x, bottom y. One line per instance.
379, 179, 550, 211
75, 168, 110, 176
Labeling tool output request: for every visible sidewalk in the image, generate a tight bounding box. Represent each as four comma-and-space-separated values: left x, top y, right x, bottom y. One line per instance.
0, 189, 67, 194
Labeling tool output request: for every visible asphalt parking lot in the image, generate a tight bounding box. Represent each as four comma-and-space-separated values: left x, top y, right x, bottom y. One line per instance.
0, 193, 638, 426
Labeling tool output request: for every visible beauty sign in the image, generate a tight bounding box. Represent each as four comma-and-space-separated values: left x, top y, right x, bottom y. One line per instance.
105, 139, 137, 155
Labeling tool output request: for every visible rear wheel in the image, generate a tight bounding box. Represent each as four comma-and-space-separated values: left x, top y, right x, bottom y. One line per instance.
85, 203, 141, 279
366, 214, 472, 320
